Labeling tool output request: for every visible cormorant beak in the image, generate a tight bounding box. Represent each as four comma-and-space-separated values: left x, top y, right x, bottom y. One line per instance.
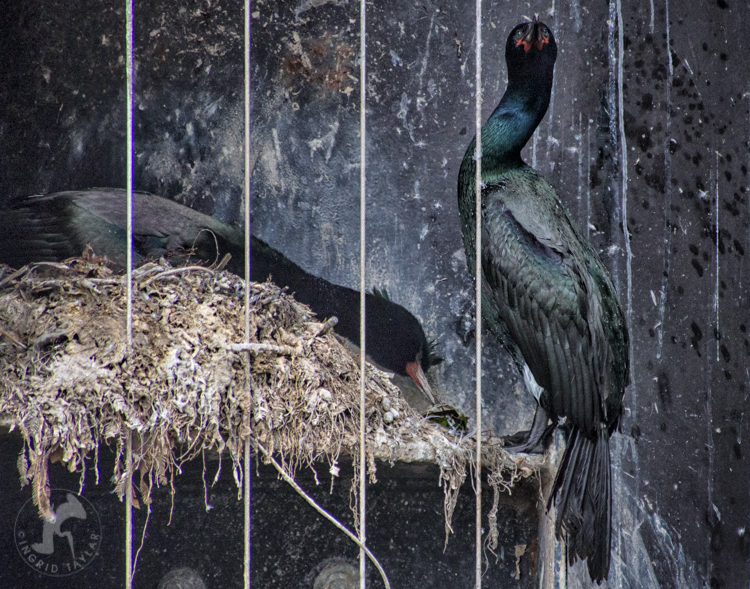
518, 15, 550, 52
406, 359, 437, 404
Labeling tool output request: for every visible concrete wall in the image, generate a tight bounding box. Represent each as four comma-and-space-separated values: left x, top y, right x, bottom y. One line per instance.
1, 0, 749, 586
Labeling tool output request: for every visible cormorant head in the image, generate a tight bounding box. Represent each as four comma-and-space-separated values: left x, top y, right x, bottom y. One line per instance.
505, 17, 557, 89
368, 287, 441, 404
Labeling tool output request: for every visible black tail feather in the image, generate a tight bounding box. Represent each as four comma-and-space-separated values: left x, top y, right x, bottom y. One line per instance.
548, 425, 611, 583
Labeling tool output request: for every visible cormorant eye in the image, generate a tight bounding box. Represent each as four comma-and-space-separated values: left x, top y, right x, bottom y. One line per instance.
515, 29, 524, 40
542, 27, 549, 39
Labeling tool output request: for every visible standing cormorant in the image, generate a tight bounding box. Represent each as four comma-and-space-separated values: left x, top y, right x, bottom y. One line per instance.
457, 18, 629, 582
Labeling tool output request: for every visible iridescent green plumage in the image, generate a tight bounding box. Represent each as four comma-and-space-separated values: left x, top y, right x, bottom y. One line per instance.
457, 19, 629, 583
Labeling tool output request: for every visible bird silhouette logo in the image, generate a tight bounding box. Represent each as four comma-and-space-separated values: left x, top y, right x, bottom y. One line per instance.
31, 493, 88, 559
15, 489, 102, 577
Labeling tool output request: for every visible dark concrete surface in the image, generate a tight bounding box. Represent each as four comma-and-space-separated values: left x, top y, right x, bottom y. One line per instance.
1, 0, 750, 587
0, 433, 538, 588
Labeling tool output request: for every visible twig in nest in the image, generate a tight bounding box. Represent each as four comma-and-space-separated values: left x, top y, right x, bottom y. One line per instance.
0, 265, 31, 289
313, 316, 338, 338
192, 228, 221, 269
1, 330, 27, 350
255, 441, 391, 589
141, 266, 215, 287
228, 342, 297, 355
214, 253, 232, 272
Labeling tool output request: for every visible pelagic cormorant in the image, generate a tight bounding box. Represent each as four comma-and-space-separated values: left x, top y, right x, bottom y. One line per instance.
457, 19, 629, 582
0, 189, 440, 403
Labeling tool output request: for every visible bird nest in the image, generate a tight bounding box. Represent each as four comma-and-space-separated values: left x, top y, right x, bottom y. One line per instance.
0, 250, 539, 546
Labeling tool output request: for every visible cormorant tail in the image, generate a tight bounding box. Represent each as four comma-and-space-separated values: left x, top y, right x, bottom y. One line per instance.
549, 425, 611, 583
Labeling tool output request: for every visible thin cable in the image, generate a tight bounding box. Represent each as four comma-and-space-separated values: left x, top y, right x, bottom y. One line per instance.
243, 0, 252, 348
473, 0, 483, 587
125, 433, 133, 588
358, 0, 367, 585
243, 0, 252, 586
255, 441, 390, 588
244, 432, 251, 589
125, 0, 134, 354
124, 0, 135, 586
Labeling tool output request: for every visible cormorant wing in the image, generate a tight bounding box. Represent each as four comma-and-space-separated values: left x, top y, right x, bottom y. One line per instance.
3, 190, 244, 272
479, 172, 625, 436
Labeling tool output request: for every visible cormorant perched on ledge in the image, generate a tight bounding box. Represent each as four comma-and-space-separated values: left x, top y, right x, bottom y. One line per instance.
457, 18, 629, 582
0, 189, 440, 403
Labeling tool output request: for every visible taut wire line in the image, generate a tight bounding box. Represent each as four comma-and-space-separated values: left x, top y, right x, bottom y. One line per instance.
243, 0, 253, 587
124, 0, 135, 585
358, 0, 367, 586
473, 0, 484, 587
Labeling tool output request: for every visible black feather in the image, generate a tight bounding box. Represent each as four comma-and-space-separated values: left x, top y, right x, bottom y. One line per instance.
371, 286, 391, 301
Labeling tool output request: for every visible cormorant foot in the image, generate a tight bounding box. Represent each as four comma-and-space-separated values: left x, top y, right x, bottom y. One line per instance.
503, 425, 555, 454
502, 405, 557, 454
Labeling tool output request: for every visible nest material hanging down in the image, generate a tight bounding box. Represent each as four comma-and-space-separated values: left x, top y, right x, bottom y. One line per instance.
0, 252, 540, 540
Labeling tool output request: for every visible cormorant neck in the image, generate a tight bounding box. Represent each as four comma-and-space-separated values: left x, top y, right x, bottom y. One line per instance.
480, 81, 551, 168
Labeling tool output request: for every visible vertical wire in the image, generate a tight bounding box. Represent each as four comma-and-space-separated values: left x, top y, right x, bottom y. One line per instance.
473, 0, 483, 587
243, 0, 252, 587
124, 0, 135, 586
358, 0, 367, 586
125, 429, 133, 588
125, 0, 134, 354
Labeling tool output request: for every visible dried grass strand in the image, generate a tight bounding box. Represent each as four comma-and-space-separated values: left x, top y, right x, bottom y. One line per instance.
256, 440, 390, 589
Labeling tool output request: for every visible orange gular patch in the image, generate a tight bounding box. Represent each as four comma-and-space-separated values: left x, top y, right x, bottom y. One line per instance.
535, 36, 550, 51
515, 37, 533, 52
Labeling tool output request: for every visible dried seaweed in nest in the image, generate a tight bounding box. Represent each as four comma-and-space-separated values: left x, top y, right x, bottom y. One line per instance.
0, 252, 540, 549
0, 254, 254, 518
